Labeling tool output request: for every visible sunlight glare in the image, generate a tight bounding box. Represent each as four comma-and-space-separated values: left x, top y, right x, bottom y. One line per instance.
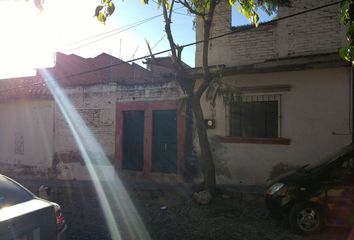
0, 1, 55, 79
39, 69, 151, 240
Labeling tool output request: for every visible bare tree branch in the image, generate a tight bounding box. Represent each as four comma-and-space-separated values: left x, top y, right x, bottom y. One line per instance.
145, 40, 155, 60
161, 0, 177, 60
168, 0, 175, 21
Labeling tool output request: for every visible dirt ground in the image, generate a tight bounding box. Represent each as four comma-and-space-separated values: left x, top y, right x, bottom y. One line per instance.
48, 182, 351, 240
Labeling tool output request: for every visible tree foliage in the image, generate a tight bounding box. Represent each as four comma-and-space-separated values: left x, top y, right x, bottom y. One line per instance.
95, 0, 289, 25
340, 0, 354, 65
94, 0, 116, 24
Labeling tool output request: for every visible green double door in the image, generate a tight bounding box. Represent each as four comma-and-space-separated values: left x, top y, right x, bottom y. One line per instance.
122, 110, 177, 173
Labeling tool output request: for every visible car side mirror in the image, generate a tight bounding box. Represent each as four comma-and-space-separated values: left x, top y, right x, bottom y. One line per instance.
38, 185, 51, 200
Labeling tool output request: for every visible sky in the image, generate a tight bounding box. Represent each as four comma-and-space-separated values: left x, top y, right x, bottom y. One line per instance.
0, 0, 272, 79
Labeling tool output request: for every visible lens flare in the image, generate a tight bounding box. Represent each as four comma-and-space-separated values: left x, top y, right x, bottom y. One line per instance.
39, 69, 150, 240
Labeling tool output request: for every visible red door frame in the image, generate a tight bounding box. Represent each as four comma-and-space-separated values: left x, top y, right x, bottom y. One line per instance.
115, 101, 185, 176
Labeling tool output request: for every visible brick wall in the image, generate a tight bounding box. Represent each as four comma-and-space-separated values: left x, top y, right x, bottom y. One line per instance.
195, 0, 345, 67
53, 81, 181, 180
281, 0, 343, 57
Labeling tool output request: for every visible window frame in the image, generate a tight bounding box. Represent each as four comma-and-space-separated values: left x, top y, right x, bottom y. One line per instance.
222, 93, 289, 145
226, 94, 281, 138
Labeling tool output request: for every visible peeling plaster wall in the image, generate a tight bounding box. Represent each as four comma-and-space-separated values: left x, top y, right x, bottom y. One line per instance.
54, 81, 181, 180
54, 84, 117, 159
201, 67, 352, 185
0, 100, 54, 178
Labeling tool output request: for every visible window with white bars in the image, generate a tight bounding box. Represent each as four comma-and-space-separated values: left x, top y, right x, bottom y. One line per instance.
227, 94, 281, 138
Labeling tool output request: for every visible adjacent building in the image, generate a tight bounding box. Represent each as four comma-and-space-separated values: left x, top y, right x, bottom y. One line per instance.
196, 0, 352, 185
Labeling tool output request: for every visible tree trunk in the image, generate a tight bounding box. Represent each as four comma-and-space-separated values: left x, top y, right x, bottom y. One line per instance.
188, 0, 218, 193
183, 96, 196, 179
160, 0, 217, 192
192, 96, 216, 192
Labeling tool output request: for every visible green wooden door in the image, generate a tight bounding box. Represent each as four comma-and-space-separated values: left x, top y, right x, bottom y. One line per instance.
122, 111, 144, 171
152, 110, 177, 173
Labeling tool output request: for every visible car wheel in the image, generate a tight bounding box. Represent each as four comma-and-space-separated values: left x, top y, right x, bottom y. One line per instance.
289, 202, 324, 235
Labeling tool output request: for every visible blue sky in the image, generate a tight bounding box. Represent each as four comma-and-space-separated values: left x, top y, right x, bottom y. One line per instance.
0, 0, 273, 79
67, 1, 197, 67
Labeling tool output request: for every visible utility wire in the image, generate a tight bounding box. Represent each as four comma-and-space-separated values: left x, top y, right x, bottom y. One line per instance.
0, 0, 342, 94
67, 15, 163, 52
65, 5, 185, 51
67, 15, 163, 46
68, 0, 344, 74
172, 10, 193, 17
152, 34, 167, 49
145, 34, 167, 55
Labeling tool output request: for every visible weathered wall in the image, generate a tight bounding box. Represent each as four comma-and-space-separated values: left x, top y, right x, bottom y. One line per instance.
0, 80, 181, 180
201, 67, 352, 185
53, 81, 181, 180
53, 84, 117, 180
195, 0, 345, 67
0, 100, 54, 178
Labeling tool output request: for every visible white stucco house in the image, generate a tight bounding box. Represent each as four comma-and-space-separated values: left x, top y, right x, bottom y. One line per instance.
196, 0, 352, 186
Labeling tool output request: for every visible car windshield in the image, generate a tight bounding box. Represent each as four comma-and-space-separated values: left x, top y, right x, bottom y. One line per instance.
303, 144, 354, 173
0, 176, 34, 208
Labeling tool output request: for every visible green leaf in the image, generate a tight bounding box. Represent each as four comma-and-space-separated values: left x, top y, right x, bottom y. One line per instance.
94, 5, 104, 17
339, 47, 348, 59
229, 0, 237, 6
339, 47, 352, 62
97, 12, 107, 24
107, 2, 115, 16
347, 23, 354, 38
237, 5, 242, 13
165, 0, 171, 10
341, 9, 351, 25
340, 0, 350, 10
252, 13, 259, 25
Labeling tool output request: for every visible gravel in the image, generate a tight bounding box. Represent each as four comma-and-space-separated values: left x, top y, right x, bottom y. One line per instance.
48, 184, 350, 240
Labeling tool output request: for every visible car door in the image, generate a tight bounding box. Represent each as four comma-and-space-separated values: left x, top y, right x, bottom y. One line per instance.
0, 176, 57, 240
324, 155, 354, 226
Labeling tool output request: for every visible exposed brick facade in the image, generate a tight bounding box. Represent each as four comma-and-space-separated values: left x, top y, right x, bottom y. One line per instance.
195, 0, 345, 67
53, 81, 182, 180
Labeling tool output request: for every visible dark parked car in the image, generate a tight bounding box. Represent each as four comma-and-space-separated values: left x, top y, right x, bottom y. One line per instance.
266, 144, 354, 235
0, 174, 66, 240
